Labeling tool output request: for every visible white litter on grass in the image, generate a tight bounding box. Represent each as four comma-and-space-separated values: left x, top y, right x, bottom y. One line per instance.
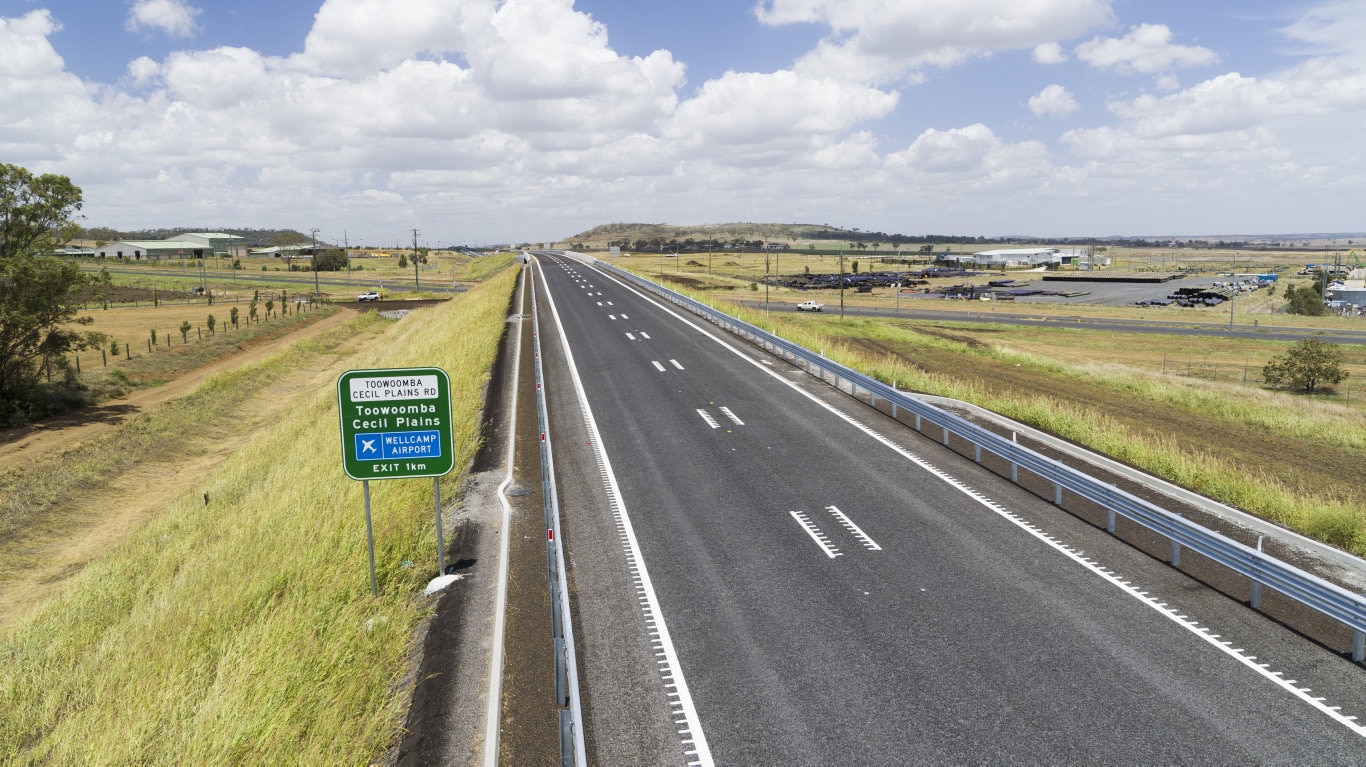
424, 573, 465, 596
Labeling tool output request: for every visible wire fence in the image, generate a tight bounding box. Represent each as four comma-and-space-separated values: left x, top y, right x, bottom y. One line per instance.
1161, 354, 1365, 406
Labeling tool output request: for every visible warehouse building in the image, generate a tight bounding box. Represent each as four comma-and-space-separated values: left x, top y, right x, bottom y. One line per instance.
95, 239, 209, 259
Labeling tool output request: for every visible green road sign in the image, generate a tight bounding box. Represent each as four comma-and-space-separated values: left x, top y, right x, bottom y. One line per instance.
337, 367, 455, 480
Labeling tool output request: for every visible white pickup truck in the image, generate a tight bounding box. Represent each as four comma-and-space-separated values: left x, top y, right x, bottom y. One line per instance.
796, 300, 824, 312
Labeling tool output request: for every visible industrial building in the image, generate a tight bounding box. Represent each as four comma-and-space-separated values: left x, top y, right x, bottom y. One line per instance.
93, 232, 245, 260
1327, 269, 1366, 307
944, 247, 1100, 269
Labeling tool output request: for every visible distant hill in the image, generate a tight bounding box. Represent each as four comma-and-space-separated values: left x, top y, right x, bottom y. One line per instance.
564, 222, 995, 250
562, 223, 1366, 252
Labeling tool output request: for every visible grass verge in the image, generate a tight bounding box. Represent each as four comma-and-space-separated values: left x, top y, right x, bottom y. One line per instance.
0, 266, 519, 763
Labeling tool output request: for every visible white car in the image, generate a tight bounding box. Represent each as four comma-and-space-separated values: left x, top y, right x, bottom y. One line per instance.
357, 291, 380, 302
796, 300, 824, 312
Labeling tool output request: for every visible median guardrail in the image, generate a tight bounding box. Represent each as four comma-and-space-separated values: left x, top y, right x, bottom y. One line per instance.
529, 267, 587, 765
591, 257, 1366, 663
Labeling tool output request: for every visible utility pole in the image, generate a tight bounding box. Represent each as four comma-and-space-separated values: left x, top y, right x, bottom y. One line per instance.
839, 252, 846, 319
1228, 251, 1238, 331
344, 230, 350, 282
311, 228, 320, 297
412, 228, 420, 294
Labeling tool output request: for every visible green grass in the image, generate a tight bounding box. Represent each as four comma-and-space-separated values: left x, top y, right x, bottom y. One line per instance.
0, 266, 519, 763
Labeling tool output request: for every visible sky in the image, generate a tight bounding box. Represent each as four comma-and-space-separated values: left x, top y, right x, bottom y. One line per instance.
2, 0, 1365, 247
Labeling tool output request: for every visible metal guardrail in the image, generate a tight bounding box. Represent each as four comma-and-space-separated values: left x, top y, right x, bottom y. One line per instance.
594, 258, 1366, 663
529, 268, 587, 764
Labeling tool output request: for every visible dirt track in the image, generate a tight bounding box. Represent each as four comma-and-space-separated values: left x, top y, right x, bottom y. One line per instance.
0, 310, 355, 465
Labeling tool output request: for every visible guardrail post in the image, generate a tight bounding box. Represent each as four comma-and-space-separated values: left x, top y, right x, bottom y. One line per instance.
1354, 630, 1364, 663
554, 637, 569, 705
914, 414, 921, 431
1170, 540, 1181, 567
559, 710, 574, 766
941, 426, 950, 446
1106, 509, 1116, 534
1054, 483, 1063, 506
890, 381, 898, 418
1009, 432, 1018, 482
973, 445, 981, 463
1250, 536, 1264, 609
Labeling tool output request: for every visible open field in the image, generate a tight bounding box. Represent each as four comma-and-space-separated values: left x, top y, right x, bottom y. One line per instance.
75, 248, 507, 289
607, 262, 1366, 555
0, 266, 519, 762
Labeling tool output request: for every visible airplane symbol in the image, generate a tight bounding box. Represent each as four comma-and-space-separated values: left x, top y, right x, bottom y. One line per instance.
361, 439, 376, 453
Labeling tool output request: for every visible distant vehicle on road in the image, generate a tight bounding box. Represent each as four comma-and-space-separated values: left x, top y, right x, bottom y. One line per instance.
357, 291, 380, 302
796, 300, 824, 312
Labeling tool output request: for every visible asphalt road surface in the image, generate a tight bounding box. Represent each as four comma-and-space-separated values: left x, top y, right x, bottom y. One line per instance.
533, 254, 1366, 765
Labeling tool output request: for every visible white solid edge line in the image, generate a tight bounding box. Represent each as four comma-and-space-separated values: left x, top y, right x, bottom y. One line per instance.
577, 255, 1366, 740
484, 265, 526, 765
540, 261, 715, 766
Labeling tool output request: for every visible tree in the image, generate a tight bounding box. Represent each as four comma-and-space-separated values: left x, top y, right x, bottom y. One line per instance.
0, 164, 95, 421
0, 164, 83, 260
398, 253, 408, 269
1285, 284, 1326, 316
313, 248, 349, 272
1263, 338, 1349, 393
179, 320, 192, 343
230, 307, 239, 328
207, 314, 216, 334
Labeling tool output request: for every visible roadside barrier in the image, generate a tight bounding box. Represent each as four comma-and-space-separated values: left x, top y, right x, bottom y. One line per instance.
528, 268, 587, 765
593, 258, 1366, 664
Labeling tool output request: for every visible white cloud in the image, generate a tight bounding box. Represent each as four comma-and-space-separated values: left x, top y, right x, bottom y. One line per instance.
757, 0, 1113, 82
1033, 42, 1067, 64
1075, 23, 1217, 74
665, 70, 897, 153
0, 11, 96, 160
886, 124, 1050, 184
126, 0, 202, 39
1279, 0, 1366, 59
298, 0, 464, 77
1029, 84, 1079, 117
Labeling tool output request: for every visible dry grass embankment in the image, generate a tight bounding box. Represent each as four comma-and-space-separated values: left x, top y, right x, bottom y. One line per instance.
0, 266, 519, 763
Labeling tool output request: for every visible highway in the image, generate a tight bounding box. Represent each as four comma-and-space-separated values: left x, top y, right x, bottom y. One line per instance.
532, 254, 1366, 764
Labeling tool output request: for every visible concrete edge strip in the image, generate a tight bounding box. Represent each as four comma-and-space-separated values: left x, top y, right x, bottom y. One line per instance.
483, 265, 526, 766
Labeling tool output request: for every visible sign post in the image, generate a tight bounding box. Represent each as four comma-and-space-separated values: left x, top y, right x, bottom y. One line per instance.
338, 367, 455, 594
